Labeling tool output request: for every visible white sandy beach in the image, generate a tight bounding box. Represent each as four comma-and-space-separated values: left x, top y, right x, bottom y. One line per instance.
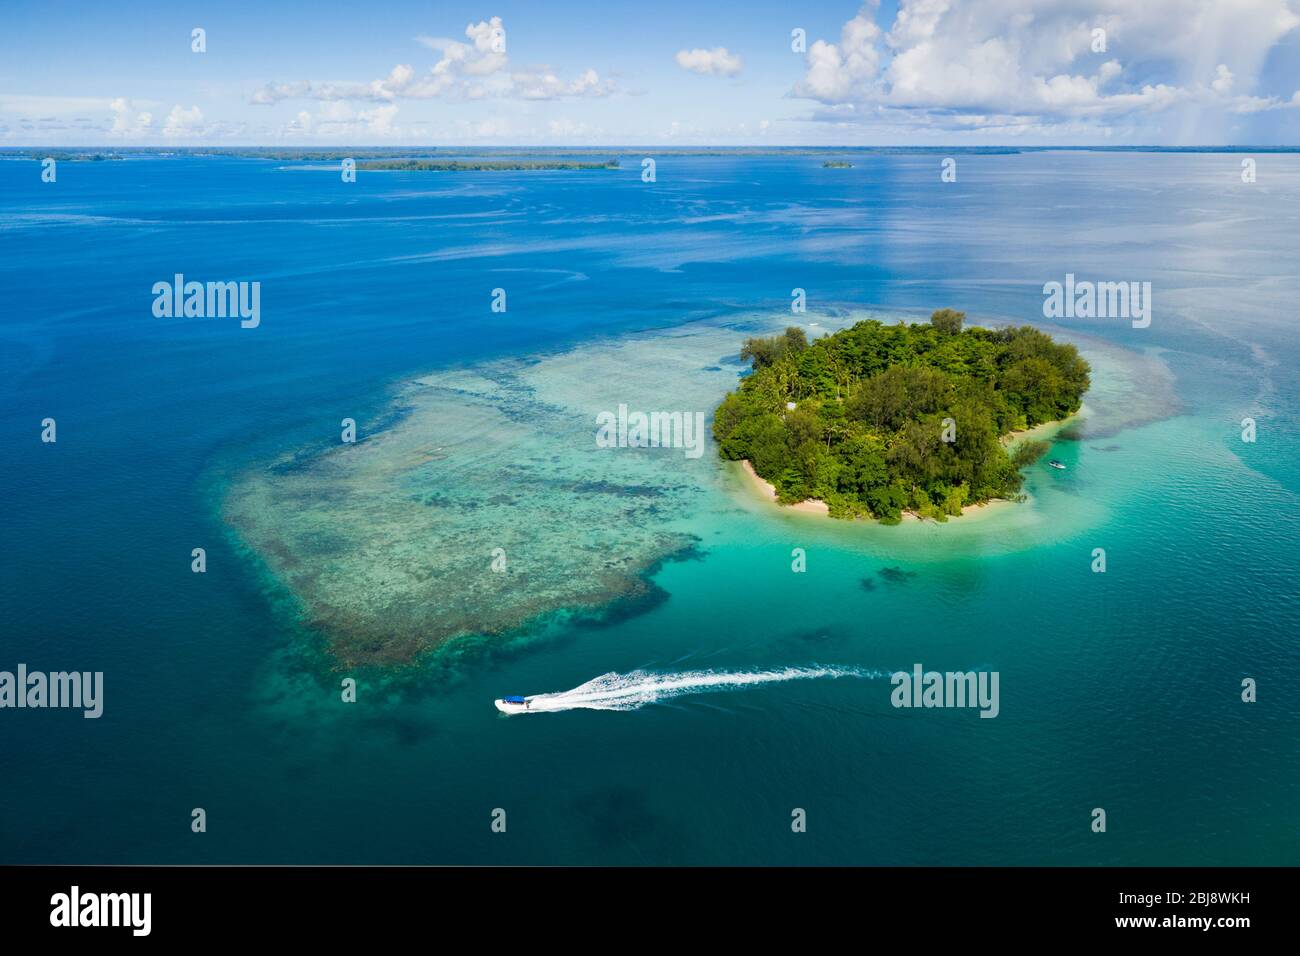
735, 459, 1016, 523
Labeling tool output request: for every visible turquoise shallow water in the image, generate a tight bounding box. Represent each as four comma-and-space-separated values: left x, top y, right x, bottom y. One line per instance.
1, 151, 1297, 864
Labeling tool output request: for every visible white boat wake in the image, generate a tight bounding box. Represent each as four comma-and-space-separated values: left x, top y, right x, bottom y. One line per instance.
500, 666, 881, 714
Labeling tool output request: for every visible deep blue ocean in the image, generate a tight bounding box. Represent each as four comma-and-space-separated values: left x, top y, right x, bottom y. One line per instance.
2, 150, 1297, 864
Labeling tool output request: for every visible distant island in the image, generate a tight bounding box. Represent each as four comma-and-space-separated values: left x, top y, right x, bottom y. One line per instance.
823, 161, 854, 168
714, 311, 1090, 522
356, 159, 619, 172
15, 151, 123, 162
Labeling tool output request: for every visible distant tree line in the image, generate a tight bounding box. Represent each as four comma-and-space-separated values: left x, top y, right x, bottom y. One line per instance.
355, 159, 620, 171
713, 310, 1090, 522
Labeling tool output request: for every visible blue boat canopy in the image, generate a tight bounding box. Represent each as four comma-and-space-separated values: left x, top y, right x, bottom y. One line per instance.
503, 695, 526, 704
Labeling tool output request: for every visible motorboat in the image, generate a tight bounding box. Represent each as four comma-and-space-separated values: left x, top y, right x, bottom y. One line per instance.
494, 695, 532, 714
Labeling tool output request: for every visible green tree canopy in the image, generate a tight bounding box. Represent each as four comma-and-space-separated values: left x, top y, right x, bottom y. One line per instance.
714, 315, 1089, 522
930, 308, 966, 335
739, 326, 809, 370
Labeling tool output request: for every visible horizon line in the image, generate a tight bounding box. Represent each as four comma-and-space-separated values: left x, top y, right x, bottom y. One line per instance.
4, 144, 1299, 151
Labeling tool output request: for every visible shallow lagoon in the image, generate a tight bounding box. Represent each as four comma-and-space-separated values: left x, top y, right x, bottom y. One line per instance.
225, 308, 1179, 672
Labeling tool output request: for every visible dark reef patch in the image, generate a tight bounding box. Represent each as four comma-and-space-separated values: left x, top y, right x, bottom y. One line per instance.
877, 566, 917, 583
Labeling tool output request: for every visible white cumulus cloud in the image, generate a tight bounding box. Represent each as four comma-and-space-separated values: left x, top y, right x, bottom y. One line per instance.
252, 16, 612, 104
109, 98, 153, 135
791, 0, 1300, 136
675, 47, 743, 76
162, 105, 203, 138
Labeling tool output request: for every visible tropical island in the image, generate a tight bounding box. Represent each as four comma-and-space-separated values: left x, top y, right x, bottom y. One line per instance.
356, 159, 619, 172
14, 151, 123, 162
713, 310, 1090, 522
823, 160, 854, 168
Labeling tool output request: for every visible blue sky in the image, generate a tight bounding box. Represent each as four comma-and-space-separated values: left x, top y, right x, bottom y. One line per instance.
3, 0, 1300, 145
